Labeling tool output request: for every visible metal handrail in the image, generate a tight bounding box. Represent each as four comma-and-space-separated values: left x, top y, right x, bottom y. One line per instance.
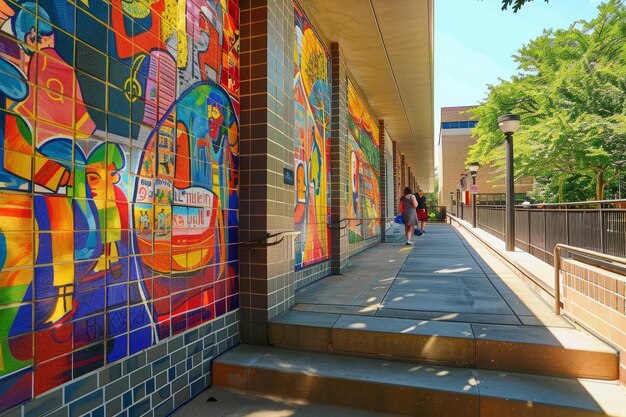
553, 243, 626, 314
521, 199, 626, 207
328, 217, 396, 229
239, 230, 301, 248
476, 199, 626, 208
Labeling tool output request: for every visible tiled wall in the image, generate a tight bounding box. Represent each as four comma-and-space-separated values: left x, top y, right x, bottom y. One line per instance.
294, 260, 331, 290
561, 259, 626, 384
392, 141, 400, 214
293, 2, 331, 270
0, 0, 239, 413
329, 42, 349, 275
346, 80, 381, 245
378, 121, 386, 241
0, 311, 239, 417
348, 236, 381, 258
238, 0, 297, 345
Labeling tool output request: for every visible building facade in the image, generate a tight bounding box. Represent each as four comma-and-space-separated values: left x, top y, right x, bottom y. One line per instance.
438, 106, 532, 211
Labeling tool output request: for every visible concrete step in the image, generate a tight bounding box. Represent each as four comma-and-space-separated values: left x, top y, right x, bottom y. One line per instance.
213, 344, 626, 417
177, 386, 407, 417
268, 310, 619, 380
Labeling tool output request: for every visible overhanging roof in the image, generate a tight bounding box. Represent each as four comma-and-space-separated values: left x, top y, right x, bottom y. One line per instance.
303, 0, 434, 191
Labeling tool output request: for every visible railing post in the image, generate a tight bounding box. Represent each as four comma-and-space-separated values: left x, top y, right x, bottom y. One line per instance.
600, 207, 605, 253
541, 209, 548, 261
565, 205, 569, 245
554, 244, 561, 315
527, 207, 531, 253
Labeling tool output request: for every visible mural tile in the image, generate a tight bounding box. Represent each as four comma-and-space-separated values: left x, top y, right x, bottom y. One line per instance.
75, 8, 108, 53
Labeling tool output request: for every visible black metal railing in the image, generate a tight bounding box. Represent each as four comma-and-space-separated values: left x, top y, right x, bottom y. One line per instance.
459, 200, 626, 265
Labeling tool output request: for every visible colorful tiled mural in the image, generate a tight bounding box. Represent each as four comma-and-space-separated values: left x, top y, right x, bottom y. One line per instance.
347, 79, 380, 243
293, 2, 330, 270
0, 0, 239, 411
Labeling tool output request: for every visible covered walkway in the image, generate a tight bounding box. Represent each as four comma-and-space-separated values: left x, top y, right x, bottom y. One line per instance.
197, 224, 625, 416
294, 223, 564, 327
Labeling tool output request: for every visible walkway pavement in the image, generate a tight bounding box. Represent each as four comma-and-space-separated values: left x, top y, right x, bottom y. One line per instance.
198, 222, 626, 416
178, 386, 404, 417
294, 223, 570, 328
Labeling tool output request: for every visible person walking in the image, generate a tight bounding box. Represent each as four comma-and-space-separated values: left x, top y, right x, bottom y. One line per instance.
399, 187, 418, 245
415, 189, 427, 234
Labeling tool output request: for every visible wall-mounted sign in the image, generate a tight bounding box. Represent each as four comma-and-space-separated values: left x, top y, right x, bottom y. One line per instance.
283, 167, 295, 185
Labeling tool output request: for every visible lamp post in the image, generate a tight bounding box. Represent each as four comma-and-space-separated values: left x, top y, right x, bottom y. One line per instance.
498, 114, 520, 251
468, 162, 480, 228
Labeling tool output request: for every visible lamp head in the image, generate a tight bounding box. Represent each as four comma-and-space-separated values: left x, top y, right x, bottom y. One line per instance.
468, 162, 480, 176
498, 114, 520, 134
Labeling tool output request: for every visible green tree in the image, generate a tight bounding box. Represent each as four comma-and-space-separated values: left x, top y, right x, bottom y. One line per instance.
496, 0, 549, 12
468, 0, 626, 202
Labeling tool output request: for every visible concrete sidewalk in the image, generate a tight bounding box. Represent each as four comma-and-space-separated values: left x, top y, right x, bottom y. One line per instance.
295, 223, 568, 328
208, 223, 626, 416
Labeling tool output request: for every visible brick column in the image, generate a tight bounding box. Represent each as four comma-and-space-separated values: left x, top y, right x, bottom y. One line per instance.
401, 154, 406, 191
378, 120, 386, 241
239, 0, 296, 345
405, 164, 413, 189
392, 141, 399, 213
330, 42, 349, 274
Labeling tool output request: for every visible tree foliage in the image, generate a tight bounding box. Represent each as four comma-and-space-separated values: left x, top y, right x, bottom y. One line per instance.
498, 0, 549, 12
468, 0, 626, 202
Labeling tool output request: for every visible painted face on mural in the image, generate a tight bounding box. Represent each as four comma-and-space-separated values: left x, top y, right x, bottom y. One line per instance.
25, 28, 55, 49
86, 163, 120, 201
208, 103, 224, 139
12, 2, 55, 54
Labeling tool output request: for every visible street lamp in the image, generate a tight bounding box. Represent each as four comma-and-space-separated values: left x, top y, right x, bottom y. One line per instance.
468, 162, 480, 228
498, 113, 520, 251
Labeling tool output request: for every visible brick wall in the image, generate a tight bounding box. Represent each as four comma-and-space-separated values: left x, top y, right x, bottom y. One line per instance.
561, 259, 626, 384
238, 0, 297, 345
392, 141, 400, 213
329, 42, 350, 275
379, 120, 387, 241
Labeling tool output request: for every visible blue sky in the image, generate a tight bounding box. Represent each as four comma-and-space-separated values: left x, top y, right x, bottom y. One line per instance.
434, 0, 603, 165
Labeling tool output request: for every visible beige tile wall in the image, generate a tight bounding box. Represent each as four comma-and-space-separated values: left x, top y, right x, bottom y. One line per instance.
561, 259, 626, 384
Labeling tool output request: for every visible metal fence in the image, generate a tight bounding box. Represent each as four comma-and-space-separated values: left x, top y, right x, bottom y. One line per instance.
461, 200, 626, 265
